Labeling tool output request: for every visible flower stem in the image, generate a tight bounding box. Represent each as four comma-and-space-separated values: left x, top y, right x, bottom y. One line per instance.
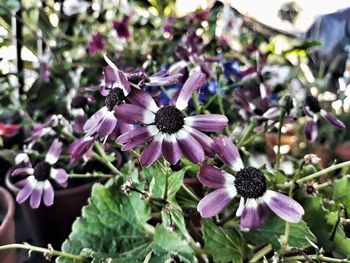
250, 244, 272, 262
283, 254, 350, 262
0, 243, 85, 261
275, 107, 287, 170
237, 121, 257, 148
68, 173, 113, 178
93, 142, 124, 176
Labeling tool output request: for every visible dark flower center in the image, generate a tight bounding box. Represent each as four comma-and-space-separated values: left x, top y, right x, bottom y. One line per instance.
33, 161, 51, 181
234, 167, 267, 199
305, 95, 321, 113
71, 95, 88, 109
155, 106, 185, 134
127, 72, 150, 87
105, 88, 125, 111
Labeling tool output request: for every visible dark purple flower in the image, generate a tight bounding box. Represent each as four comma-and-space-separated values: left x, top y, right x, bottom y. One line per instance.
304, 95, 346, 142
88, 33, 105, 54
113, 15, 131, 39
163, 17, 177, 36
115, 72, 228, 167
67, 136, 94, 163
197, 135, 304, 230
39, 57, 50, 83
11, 139, 68, 208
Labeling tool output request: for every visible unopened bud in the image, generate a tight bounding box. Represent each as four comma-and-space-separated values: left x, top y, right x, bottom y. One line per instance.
303, 154, 321, 165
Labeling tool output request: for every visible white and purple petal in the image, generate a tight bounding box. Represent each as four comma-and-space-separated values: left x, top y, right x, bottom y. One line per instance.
50, 168, 68, 188
176, 129, 205, 164
97, 111, 118, 139
140, 133, 164, 167
103, 55, 131, 95
127, 89, 159, 113
11, 167, 34, 177
184, 114, 228, 132
175, 72, 206, 110
264, 190, 304, 223
162, 134, 182, 165
147, 73, 183, 87
198, 164, 235, 189
197, 187, 236, 218
114, 104, 155, 124
30, 181, 44, 209
16, 176, 36, 204
84, 107, 108, 135
320, 110, 346, 129
305, 120, 318, 142
45, 139, 63, 165
240, 199, 268, 229
67, 136, 95, 163
43, 180, 54, 206
215, 135, 244, 171
183, 125, 216, 157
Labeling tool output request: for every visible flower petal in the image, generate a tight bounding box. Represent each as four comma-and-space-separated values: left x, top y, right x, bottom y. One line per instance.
128, 89, 159, 113
240, 199, 268, 229
197, 188, 236, 218
321, 110, 346, 129
183, 126, 217, 157
215, 135, 244, 171
261, 107, 280, 119
140, 133, 164, 167
30, 181, 44, 209
104, 55, 130, 95
11, 167, 34, 177
119, 122, 134, 133
198, 164, 235, 189
45, 139, 63, 165
264, 190, 304, 223
184, 114, 228, 132
43, 180, 54, 206
176, 72, 206, 110
50, 168, 68, 188
176, 129, 204, 164
84, 107, 108, 134
305, 120, 318, 142
147, 73, 183, 86
114, 104, 155, 124
16, 176, 36, 204
162, 134, 182, 165
97, 112, 117, 138
67, 136, 94, 163
117, 125, 158, 144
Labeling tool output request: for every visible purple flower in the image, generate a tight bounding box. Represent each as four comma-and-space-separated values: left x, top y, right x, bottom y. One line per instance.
115, 72, 228, 167
113, 15, 131, 39
88, 33, 105, 54
67, 136, 94, 163
304, 95, 346, 142
39, 56, 50, 83
197, 135, 304, 230
83, 55, 132, 142
25, 115, 59, 148
11, 139, 68, 208
163, 17, 177, 36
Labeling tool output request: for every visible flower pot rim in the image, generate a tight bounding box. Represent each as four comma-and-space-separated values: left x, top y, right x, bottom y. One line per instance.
0, 186, 15, 236
5, 168, 105, 197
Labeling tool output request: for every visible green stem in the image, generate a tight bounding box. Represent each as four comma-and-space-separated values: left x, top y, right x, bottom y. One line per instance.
250, 244, 272, 262
92, 152, 123, 177
283, 255, 350, 262
68, 173, 113, 178
180, 184, 199, 202
216, 82, 230, 135
275, 107, 286, 170
0, 243, 85, 261
192, 93, 201, 113
237, 121, 257, 148
163, 169, 170, 201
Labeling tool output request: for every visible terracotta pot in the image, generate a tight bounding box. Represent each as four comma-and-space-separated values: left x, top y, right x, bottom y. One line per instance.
0, 186, 16, 263
5, 171, 105, 249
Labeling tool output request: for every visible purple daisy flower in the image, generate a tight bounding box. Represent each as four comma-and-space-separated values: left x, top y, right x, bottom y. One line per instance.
197, 135, 304, 230
88, 33, 105, 55
304, 95, 346, 142
113, 15, 131, 39
67, 136, 94, 163
11, 139, 68, 208
115, 72, 228, 167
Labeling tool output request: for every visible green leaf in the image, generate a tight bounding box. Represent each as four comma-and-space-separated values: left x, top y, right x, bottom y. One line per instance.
56, 181, 151, 263
151, 224, 195, 263
161, 208, 191, 240
149, 168, 186, 204
332, 176, 350, 209
244, 215, 316, 250
201, 219, 246, 263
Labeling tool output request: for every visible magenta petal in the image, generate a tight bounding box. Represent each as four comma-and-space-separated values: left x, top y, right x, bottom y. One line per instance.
184, 126, 216, 157
176, 130, 204, 164
50, 168, 68, 187
197, 188, 235, 218
185, 114, 228, 132
128, 89, 159, 113
45, 138, 62, 165
140, 133, 164, 167
215, 135, 244, 171
16, 176, 35, 204
43, 181, 54, 206
240, 199, 267, 229
97, 112, 117, 138
321, 110, 346, 129
175, 72, 206, 110
114, 104, 155, 124
30, 181, 44, 209
162, 134, 182, 165
264, 190, 304, 223
305, 120, 317, 142
198, 164, 234, 189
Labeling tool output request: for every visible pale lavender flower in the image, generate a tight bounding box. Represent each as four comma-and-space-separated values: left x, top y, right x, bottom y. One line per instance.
11, 139, 68, 208
197, 135, 304, 230
67, 136, 94, 163
115, 72, 228, 167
